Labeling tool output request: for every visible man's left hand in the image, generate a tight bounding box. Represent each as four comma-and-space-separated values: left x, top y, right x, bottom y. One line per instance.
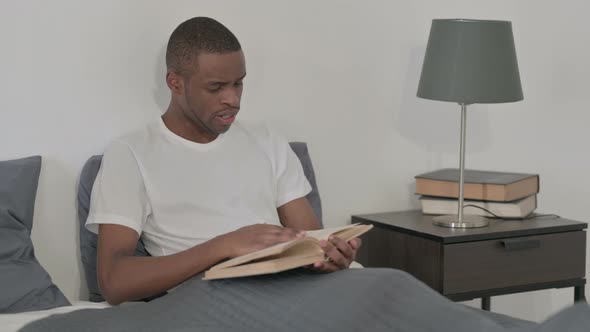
310, 236, 362, 272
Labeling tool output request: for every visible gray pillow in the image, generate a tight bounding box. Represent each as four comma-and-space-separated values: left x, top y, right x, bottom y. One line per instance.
0, 156, 70, 313
78, 142, 322, 302
78, 156, 152, 302
289, 142, 323, 225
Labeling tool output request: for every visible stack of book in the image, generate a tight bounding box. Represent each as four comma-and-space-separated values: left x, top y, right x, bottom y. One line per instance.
414, 168, 540, 218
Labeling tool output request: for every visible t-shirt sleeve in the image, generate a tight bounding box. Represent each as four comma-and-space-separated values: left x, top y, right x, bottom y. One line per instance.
85, 140, 151, 237
271, 130, 312, 208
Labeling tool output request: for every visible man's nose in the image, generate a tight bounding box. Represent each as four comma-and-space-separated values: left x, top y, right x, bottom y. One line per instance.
222, 88, 240, 108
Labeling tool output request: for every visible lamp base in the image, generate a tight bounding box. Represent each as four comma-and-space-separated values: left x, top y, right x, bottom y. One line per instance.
432, 214, 489, 228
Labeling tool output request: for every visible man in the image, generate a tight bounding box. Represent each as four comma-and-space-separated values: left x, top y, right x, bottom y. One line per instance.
86, 16, 361, 305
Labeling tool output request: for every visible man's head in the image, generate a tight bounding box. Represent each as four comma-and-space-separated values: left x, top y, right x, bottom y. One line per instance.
165, 17, 246, 143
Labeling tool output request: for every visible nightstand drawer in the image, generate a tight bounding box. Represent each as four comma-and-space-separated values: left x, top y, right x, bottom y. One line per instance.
443, 231, 586, 294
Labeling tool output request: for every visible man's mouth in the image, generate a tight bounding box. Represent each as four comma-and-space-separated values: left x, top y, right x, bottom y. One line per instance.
216, 112, 237, 125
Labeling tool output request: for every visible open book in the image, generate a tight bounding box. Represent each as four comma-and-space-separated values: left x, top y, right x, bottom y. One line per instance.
203, 223, 373, 280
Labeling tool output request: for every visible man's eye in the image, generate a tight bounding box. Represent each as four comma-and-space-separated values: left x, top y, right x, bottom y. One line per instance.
208, 86, 221, 92
235, 81, 243, 87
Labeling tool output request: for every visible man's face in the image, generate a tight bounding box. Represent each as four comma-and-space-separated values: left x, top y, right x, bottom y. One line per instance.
179, 51, 246, 139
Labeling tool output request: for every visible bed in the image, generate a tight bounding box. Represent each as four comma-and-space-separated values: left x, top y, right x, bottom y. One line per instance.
1, 153, 588, 332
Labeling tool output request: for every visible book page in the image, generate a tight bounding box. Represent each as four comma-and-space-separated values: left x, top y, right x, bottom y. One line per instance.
209, 238, 301, 270
304, 223, 359, 240
209, 223, 372, 271
203, 251, 325, 280
330, 224, 373, 242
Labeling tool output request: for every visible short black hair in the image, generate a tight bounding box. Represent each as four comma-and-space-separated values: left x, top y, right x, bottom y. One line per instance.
165, 17, 241, 74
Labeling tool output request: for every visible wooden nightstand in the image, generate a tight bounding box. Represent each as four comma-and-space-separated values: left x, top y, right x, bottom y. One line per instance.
352, 210, 587, 311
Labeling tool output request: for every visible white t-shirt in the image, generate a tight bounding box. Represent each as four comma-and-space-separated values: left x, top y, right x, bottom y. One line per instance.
86, 119, 312, 256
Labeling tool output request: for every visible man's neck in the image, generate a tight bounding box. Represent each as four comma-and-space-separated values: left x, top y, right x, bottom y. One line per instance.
161, 108, 218, 144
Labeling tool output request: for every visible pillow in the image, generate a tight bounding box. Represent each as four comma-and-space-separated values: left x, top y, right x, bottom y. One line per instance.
78, 155, 152, 302
0, 156, 70, 313
289, 142, 323, 225
78, 142, 323, 302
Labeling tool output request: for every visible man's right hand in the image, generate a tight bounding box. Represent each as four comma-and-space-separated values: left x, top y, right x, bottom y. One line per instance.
222, 224, 305, 258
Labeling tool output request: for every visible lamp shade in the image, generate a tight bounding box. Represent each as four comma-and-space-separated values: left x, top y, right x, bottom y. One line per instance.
417, 19, 523, 104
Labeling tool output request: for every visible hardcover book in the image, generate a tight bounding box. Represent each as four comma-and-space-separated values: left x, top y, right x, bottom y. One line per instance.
415, 168, 539, 202
419, 194, 537, 218
203, 223, 373, 280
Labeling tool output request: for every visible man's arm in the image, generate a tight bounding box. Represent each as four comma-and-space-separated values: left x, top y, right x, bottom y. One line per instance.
97, 224, 228, 305
97, 223, 302, 305
277, 197, 361, 272
277, 196, 321, 231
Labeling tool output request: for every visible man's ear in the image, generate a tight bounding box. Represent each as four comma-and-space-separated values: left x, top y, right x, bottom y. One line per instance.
166, 70, 185, 96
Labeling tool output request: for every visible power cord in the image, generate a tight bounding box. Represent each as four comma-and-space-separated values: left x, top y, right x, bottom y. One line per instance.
462, 204, 560, 221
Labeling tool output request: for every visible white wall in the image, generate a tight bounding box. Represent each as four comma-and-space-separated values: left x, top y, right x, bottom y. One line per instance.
1, 0, 588, 323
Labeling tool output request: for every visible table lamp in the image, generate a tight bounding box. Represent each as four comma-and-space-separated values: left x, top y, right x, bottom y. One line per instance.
417, 19, 523, 228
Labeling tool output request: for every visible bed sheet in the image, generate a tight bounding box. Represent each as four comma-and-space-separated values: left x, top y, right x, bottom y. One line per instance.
0, 301, 111, 332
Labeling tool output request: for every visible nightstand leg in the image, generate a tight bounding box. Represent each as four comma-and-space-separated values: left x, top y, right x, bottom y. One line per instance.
574, 285, 586, 303
481, 297, 491, 311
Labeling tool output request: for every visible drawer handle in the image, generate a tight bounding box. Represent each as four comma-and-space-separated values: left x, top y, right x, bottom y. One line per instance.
501, 239, 540, 251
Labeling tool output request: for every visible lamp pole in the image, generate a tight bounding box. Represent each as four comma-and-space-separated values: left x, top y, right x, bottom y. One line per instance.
432, 103, 489, 228
457, 103, 467, 223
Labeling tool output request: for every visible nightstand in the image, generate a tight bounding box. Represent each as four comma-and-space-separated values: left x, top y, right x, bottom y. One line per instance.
352, 210, 587, 311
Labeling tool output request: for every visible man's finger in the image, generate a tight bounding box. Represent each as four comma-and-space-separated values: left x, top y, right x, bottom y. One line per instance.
313, 260, 339, 273
329, 236, 354, 260
348, 238, 361, 261
278, 227, 300, 240
349, 238, 362, 250
264, 228, 302, 247
320, 240, 348, 269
